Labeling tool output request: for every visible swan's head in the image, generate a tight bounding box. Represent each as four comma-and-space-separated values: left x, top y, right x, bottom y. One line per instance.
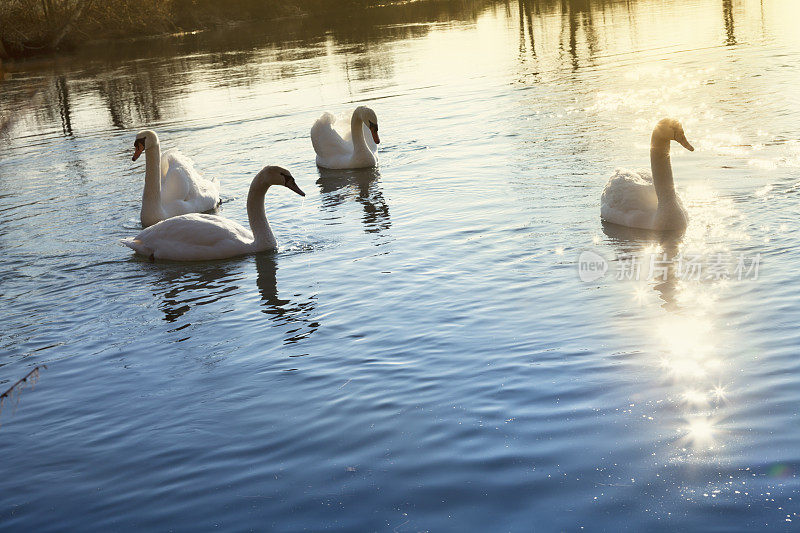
256, 166, 305, 196
654, 118, 694, 151
132, 130, 159, 161
356, 106, 380, 145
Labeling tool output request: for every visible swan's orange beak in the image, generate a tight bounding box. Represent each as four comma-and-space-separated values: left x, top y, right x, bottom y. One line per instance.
676, 132, 694, 152
369, 125, 380, 145
132, 140, 145, 161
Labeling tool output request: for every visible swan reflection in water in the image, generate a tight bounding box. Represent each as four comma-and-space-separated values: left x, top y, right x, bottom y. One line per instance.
602, 221, 684, 311
602, 221, 731, 451
140, 254, 318, 346
316, 167, 390, 235
255, 252, 319, 345
145, 260, 244, 323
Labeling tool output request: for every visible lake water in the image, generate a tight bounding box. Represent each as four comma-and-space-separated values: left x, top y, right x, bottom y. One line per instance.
1, 0, 799, 530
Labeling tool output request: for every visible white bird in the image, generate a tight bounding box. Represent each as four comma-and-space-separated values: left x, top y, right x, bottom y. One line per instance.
601, 118, 695, 231
122, 166, 305, 261
132, 130, 220, 227
311, 106, 380, 169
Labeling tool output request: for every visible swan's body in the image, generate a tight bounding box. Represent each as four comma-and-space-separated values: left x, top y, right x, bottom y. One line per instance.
601, 118, 694, 231
123, 166, 304, 261
601, 169, 688, 230
133, 130, 220, 227
311, 106, 380, 169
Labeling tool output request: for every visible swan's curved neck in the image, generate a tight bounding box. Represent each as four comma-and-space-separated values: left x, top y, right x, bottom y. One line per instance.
247, 182, 277, 248
143, 142, 162, 201
141, 141, 166, 224
650, 134, 676, 203
350, 112, 370, 155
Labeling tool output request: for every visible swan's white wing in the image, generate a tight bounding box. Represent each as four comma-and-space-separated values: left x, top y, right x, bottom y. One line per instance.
123, 214, 253, 261
160, 150, 220, 212
600, 169, 659, 229
146, 213, 251, 245
160, 150, 191, 202
311, 113, 352, 159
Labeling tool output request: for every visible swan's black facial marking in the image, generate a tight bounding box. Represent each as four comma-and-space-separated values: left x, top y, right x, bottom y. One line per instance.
280, 171, 306, 197
367, 120, 380, 144
132, 137, 146, 161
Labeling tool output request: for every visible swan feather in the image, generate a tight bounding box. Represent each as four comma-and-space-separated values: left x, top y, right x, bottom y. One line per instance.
136, 130, 221, 227
310, 107, 379, 169
160, 149, 219, 207
124, 214, 256, 262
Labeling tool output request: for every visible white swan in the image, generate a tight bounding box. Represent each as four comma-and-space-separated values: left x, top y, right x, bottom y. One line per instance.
122, 166, 305, 261
132, 130, 220, 227
311, 106, 380, 169
601, 118, 694, 231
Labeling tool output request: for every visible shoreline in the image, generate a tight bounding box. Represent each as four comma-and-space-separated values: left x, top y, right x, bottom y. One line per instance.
0, 16, 305, 76
0, 0, 367, 62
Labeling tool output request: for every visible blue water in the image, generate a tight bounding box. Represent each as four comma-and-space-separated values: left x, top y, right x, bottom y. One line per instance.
1, 0, 799, 530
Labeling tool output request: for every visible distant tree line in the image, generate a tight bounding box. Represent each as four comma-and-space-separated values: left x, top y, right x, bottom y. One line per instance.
0, 0, 375, 59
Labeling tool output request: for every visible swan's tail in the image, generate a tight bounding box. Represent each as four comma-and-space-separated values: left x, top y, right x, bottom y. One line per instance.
122, 238, 153, 257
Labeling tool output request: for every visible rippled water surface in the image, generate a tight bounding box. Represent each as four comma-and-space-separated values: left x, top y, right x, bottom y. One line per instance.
2, 0, 799, 530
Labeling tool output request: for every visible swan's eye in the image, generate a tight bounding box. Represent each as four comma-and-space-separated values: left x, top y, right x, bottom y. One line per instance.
280, 172, 292, 182
134, 138, 145, 149
368, 120, 378, 132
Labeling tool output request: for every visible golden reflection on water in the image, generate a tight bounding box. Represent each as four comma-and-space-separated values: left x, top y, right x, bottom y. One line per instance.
4, 0, 799, 141
605, 184, 746, 454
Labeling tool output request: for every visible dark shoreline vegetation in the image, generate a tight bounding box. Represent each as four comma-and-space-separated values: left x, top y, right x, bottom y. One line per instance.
0, 0, 495, 135
0, 0, 381, 61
